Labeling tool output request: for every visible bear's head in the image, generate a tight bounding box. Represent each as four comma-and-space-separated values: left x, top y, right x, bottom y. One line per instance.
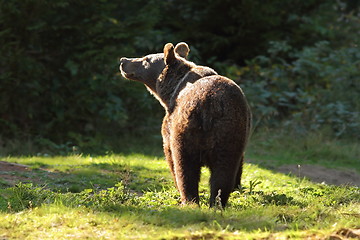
119, 42, 190, 92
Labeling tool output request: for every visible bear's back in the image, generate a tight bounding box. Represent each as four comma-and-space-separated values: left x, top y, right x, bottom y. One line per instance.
176, 75, 248, 114
171, 75, 251, 152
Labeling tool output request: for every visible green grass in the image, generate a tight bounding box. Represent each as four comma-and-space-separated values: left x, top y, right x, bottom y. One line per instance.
247, 129, 360, 173
0, 133, 359, 239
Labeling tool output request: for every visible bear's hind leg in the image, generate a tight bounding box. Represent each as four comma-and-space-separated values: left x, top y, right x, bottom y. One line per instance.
209, 152, 240, 208
233, 153, 245, 191
209, 168, 237, 208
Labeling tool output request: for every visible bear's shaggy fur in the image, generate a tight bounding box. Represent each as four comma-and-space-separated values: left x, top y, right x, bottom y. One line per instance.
120, 43, 251, 207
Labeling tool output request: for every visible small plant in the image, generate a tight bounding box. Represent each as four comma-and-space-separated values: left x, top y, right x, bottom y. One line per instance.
261, 192, 295, 206
214, 189, 223, 212
75, 182, 130, 210
3, 183, 55, 212
248, 179, 262, 195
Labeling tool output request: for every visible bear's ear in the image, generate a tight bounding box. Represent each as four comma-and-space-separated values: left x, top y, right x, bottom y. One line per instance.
164, 43, 176, 65
175, 42, 190, 58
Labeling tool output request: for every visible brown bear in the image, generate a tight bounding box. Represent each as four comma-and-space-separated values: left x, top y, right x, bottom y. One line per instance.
120, 42, 251, 207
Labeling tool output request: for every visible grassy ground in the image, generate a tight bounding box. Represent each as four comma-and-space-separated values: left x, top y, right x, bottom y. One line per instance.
0, 132, 359, 239
247, 129, 360, 173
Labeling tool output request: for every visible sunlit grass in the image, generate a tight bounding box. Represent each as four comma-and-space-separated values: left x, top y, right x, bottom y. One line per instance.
0, 150, 359, 239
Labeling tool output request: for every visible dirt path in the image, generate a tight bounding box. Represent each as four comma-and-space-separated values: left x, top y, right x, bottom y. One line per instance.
277, 164, 360, 187
0, 161, 54, 186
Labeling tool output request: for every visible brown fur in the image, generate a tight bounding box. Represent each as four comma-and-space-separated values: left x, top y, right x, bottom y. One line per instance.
120, 43, 251, 207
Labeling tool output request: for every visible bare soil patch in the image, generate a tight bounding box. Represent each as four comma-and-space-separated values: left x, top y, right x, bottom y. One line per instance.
0, 161, 53, 186
277, 164, 360, 187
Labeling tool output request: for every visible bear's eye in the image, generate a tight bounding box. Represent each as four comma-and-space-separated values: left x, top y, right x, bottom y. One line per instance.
142, 59, 150, 68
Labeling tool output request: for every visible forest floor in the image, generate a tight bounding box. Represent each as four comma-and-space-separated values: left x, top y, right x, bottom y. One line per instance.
1, 160, 360, 188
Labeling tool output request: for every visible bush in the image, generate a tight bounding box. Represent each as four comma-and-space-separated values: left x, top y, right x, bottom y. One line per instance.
233, 41, 360, 138
0, 0, 163, 145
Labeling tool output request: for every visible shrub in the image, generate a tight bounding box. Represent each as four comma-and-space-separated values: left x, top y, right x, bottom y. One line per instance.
0, 0, 163, 145
233, 41, 360, 138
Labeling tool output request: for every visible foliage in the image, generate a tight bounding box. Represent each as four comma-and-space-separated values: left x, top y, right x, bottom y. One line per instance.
0, 0, 359, 151
0, 0, 163, 145
162, 0, 345, 65
233, 41, 360, 138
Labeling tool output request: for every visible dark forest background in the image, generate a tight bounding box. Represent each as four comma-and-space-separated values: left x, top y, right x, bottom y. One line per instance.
0, 0, 359, 154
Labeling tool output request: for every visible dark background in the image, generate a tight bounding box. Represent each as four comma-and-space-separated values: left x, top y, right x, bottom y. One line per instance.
0, 0, 359, 153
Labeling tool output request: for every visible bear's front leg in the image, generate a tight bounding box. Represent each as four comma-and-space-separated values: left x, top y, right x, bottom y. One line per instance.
162, 116, 178, 189
171, 141, 201, 205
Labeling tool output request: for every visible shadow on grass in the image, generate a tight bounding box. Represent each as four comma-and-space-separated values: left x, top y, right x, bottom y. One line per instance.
0, 160, 172, 194
110, 204, 276, 231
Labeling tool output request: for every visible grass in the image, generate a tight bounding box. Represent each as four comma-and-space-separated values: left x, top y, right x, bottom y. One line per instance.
247, 128, 360, 173
0, 132, 359, 239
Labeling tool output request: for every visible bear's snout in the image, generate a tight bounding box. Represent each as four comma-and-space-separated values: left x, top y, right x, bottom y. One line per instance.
119, 57, 132, 69
119, 57, 129, 69
119, 57, 129, 64
119, 57, 132, 78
